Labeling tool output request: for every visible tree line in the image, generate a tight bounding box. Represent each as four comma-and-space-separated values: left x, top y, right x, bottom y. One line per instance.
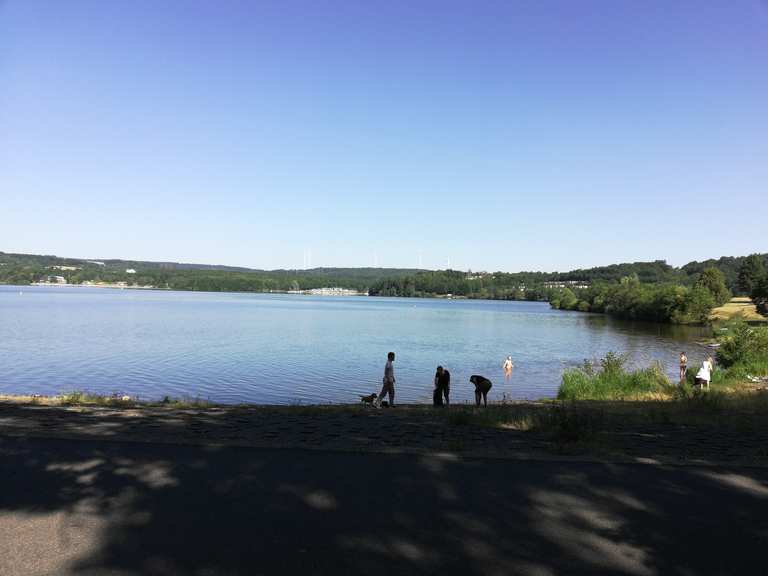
550, 254, 768, 323
2, 251, 767, 322
549, 269, 730, 323
0, 252, 416, 293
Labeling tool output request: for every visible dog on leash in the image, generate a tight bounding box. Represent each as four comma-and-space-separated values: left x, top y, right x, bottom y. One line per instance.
360, 393, 378, 405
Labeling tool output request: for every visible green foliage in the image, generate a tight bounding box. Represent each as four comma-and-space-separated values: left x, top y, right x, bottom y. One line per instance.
716, 322, 768, 368
558, 288, 578, 309
695, 267, 731, 306
369, 269, 554, 300
558, 353, 670, 400
678, 286, 716, 324
552, 278, 715, 324
738, 254, 767, 295
683, 254, 768, 293
751, 274, 768, 314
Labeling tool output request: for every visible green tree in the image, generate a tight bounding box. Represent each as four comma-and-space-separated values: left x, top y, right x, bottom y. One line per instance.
681, 286, 716, 323
559, 288, 578, 309
695, 267, 731, 306
751, 274, 768, 314
738, 254, 766, 295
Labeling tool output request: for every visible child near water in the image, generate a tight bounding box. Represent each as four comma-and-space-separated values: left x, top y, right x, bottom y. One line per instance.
679, 352, 688, 383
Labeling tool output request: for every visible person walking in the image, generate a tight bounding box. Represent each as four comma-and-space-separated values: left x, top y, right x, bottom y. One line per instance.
679, 352, 688, 383
379, 352, 396, 407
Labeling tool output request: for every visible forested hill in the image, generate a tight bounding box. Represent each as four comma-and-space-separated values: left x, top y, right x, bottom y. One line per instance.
367, 255, 768, 299
1, 251, 766, 297
0, 252, 420, 292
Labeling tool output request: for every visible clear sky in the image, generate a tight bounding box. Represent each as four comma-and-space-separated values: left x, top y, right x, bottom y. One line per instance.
1, 1, 766, 272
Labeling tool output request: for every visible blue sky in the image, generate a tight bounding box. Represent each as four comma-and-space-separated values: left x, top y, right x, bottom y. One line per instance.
1, 1, 766, 271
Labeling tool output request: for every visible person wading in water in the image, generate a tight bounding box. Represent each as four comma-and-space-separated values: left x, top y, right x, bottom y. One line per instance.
679, 352, 688, 383
503, 356, 514, 382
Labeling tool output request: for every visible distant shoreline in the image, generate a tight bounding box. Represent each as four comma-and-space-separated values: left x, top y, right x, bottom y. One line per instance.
8, 283, 371, 297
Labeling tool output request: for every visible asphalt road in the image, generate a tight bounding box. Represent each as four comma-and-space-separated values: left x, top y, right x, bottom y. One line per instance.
1, 436, 767, 576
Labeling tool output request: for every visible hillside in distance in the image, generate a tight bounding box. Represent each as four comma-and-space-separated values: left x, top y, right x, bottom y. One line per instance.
1, 251, 766, 297
0, 251, 422, 292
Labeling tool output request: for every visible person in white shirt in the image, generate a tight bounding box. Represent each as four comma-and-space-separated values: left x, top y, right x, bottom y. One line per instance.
379, 352, 396, 406
695, 356, 714, 389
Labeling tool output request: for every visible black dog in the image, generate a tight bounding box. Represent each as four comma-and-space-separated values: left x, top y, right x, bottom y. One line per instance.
469, 375, 492, 407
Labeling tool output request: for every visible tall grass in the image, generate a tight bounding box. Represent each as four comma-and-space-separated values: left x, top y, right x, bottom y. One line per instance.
558, 352, 670, 400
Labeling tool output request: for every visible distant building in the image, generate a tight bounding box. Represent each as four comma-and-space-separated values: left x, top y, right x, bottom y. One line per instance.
125, 269, 136, 274
87, 261, 106, 266
466, 271, 490, 280
287, 287, 365, 296
543, 280, 589, 290
39, 275, 67, 284
51, 265, 80, 271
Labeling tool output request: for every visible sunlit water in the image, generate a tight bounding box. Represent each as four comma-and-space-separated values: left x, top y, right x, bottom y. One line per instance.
0, 286, 712, 404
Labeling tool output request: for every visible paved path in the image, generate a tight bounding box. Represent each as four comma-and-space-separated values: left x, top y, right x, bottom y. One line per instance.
2, 435, 768, 575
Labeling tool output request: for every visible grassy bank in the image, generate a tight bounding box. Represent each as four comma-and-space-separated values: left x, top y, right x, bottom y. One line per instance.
556, 321, 768, 401
0, 392, 216, 409
711, 297, 767, 323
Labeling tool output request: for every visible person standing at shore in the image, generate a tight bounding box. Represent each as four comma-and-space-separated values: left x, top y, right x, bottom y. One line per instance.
679, 352, 688, 383
433, 366, 444, 406
695, 356, 713, 390
379, 352, 396, 407
437, 366, 450, 406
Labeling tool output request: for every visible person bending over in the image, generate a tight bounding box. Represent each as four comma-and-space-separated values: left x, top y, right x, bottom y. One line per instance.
470, 375, 492, 407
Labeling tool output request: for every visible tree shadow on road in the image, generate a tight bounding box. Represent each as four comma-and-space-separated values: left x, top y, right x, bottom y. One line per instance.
2, 433, 768, 576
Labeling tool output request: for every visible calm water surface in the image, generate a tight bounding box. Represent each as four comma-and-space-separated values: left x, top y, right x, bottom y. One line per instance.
0, 286, 712, 404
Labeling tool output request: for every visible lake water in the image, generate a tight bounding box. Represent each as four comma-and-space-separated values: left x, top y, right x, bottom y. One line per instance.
0, 286, 712, 405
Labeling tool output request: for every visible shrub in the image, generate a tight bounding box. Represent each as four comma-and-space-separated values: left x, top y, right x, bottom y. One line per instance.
558, 352, 670, 400
716, 322, 768, 368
